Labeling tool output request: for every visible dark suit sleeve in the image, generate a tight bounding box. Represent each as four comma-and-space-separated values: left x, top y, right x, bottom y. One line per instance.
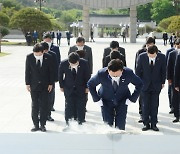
135, 55, 142, 78
68, 47, 72, 55
88, 47, 93, 74
58, 62, 65, 88
87, 71, 101, 102
25, 55, 31, 85
102, 48, 108, 67
128, 70, 143, 102
161, 55, 166, 84
103, 56, 109, 68
52, 52, 59, 82
84, 61, 91, 88
167, 52, 173, 80
48, 55, 54, 85
174, 55, 180, 87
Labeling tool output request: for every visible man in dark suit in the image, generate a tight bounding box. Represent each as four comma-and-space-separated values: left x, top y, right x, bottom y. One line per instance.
59, 53, 91, 125
43, 32, 61, 111
169, 39, 180, 122
25, 43, 54, 132
56, 30, 62, 46
134, 37, 156, 123
103, 41, 126, 67
103, 50, 126, 68
88, 59, 142, 130
136, 45, 166, 131
165, 46, 175, 114
68, 37, 93, 74
41, 42, 58, 121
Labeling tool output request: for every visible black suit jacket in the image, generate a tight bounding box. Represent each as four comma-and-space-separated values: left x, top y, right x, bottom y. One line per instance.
103, 47, 126, 67
48, 51, 58, 82
68, 45, 93, 74
50, 44, 61, 64
174, 53, 180, 88
25, 53, 54, 91
136, 52, 166, 92
167, 50, 178, 81
59, 59, 91, 97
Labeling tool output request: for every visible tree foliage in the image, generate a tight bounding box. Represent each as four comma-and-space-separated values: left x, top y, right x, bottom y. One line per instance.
0, 12, 10, 27
137, 3, 152, 21
9, 7, 52, 38
158, 16, 180, 34
151, 0, 176, 23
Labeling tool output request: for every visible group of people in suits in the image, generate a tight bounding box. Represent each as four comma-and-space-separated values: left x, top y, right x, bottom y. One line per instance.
25, 34, 180, 132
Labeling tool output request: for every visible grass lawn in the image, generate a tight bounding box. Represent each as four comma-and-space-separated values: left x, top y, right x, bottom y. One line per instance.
1, 42, 26, 45
0, 52, 10, 57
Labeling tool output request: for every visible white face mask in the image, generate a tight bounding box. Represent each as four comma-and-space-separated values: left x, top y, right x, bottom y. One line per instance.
47, 42, 52, 50
77, 46, 84, 50
111, 76, 120, 82
149, 57, 156, 61
34, 54, 43, 60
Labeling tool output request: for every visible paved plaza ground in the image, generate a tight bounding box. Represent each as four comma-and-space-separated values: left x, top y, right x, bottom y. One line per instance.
0, 37, 179, 153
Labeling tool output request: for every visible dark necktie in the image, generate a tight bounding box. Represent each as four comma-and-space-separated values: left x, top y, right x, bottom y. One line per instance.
113, 80, 118, 92
37, 60, 41, 70
150, 60, 154, 71
72, 68, 76, 80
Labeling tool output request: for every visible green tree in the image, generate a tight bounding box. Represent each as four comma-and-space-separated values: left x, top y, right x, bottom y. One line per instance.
158, 16, 180, 35
9, 7, 52, 40
0, 12, 10, 53
137, 3, 152, 21
151, 0, 176, 23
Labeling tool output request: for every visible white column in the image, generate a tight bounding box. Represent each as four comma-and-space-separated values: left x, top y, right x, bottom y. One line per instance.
130, 5, 137, 43
82, 5, 90, 42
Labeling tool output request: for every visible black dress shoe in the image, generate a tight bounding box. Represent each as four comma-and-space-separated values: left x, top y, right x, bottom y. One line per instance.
40, 126, 46, 132
151, 124, 159, 131
51, 108, 55, 111
31, 126, 39, 132
47, 116, 54, 121
142, 124, 150, 131
138, 117, 143, 123
169, 108, 174, 114
173, 118, 179, 123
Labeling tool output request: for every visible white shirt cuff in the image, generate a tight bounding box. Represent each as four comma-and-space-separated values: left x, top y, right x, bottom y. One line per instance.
125, 99, 132, 106
96, 99, 103, 107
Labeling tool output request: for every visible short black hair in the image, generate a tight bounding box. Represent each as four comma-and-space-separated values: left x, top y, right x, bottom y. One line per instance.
33, 43, 44, 53
147, 45, 158, 54
43, 32, 52, 39
146, 37, 155, 45
108, 59, 124, 72
76, 37, 85, 43
110, 51, 121, 60
110, 41, 119, 49
68, 52, 80, 64
41, 41, 49, 50
76, 50, 85, 58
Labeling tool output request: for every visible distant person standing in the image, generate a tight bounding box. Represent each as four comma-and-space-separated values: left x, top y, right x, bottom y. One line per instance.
56, 30, 62, 46
25, 43, 54, 132
32, 30, 38, 45
90, 29, 95, 42
162, 32, 168, 46
26, 32, 32, 46
66, 31, 71, 46
51, 31, 55, 43
169, 33, 176, 48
